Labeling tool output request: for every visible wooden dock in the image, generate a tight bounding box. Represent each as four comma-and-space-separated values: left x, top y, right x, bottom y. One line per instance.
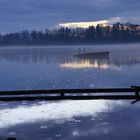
74, 51, 110, 60
74, 51, 110, 57
0, 86, 140, 104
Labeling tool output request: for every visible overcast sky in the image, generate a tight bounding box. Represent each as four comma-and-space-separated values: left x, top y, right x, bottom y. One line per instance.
0, 0, 140, 33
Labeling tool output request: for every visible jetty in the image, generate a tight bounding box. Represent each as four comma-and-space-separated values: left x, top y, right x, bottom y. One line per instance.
74, 51, 110, 59
74, 48, 110, 59
0, 86, 140, 104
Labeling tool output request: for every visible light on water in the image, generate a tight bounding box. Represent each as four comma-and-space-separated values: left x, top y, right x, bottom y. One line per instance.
60, 60, 110, 69
0, 100, 108, 128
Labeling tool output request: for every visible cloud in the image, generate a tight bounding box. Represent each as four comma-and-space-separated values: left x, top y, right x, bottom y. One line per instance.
59, 20, 109, 28
0, 0, 140, 32
58, 17, 137, 29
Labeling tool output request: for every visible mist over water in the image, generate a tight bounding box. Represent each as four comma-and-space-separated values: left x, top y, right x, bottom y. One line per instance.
0, 44, 140, 140
0, 44, 140, 90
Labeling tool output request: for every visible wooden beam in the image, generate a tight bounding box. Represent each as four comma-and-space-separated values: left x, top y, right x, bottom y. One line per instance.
0, 87, 140, 102
0, 95, 139, 102
0, 88, 134, 95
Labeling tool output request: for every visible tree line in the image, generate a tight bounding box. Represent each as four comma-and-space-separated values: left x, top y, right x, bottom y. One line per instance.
0, 22, 140, 45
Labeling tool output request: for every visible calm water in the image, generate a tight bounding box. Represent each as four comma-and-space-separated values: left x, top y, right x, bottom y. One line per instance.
0, 44, 140, 140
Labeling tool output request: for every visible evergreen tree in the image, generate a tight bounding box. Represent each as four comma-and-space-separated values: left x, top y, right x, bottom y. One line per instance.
96, 24, 103, 40
85, 26, 95, 41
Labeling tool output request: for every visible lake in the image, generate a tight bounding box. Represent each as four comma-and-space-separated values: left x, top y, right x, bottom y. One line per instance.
0, 43, 140, 140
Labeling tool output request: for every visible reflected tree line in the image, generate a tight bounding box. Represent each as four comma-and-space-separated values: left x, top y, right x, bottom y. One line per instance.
0, 22, 140, 45
0, 48, 140, 66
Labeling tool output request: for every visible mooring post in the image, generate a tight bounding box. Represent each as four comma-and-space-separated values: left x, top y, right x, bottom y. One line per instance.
83, 47, 85, 53
79, 48, 81, 54
60, 91, 64, 98
131, 86, 140, 97
136, 90, 139, 97
131, 86, 140, 104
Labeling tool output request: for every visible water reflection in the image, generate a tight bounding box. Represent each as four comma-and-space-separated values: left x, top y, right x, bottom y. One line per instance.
0, 100, 108, 128
0, 45, 140, 90
0, 44, 140, 140
0, 46, 140, 68
0, 47, 74, 64
60, 60, 110, 69
1, 100, 140, 140
60, 49, 111, 69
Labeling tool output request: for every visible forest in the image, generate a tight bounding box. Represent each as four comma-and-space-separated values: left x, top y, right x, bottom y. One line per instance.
0, 22, 140, 45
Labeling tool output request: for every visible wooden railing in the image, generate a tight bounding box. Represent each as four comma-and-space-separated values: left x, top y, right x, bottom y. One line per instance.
0, 86, 140, 104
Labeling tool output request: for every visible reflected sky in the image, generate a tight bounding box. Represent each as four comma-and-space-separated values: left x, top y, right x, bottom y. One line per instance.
1, 100, 140, 140
1, 44, 140, 140
60, 60, 117, 70
0, 100, 108, 128
0, 44, 140, 90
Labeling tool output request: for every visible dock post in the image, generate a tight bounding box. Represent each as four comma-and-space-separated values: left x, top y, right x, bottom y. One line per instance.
60, 92, 64, 98
131, 86, 140, 104
83, 47, 85, 53
79, 48, 81, 54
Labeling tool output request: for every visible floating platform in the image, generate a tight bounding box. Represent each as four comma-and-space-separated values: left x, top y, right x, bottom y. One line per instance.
74, 51, 110, 59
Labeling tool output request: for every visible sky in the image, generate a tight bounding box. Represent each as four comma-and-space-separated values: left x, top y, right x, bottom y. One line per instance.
0, 0, 140, 33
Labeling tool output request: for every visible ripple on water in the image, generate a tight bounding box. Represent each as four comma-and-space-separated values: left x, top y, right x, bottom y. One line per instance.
54, 119, 66, 124
40, 125, 48, 129
9, 132, 16, 136
66, 118, 75, 122
38, 101, 46, 104
46, 137, 53, 140
0, 103, 8, 108
89, 84, 95, 88
99, 122, 110, 126
91, 117, 95, 121
73, 119, 81, 123
21, 101, 28, 105
55, 134, 61, 137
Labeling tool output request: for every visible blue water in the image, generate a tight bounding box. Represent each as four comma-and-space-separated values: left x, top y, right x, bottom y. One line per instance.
0, 44, 140, 140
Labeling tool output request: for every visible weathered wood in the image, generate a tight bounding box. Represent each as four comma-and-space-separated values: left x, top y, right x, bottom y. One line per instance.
0, 95, 139, 102
0, 88, 134, 95
74, 51, 110, 57
0, 87, 140, 102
